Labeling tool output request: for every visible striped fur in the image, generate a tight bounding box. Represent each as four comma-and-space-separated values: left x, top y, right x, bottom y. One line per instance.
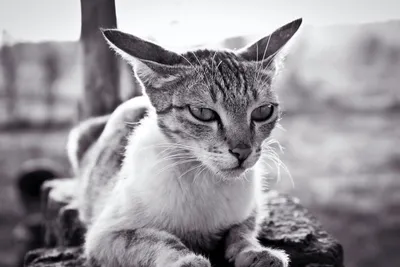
70, 19, 303, 267
225, 209, 289, 267
66, 114, 110, 174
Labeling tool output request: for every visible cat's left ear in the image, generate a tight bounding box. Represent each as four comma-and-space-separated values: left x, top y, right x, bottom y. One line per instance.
237, 18, 303, 66
101, 29, 189, 89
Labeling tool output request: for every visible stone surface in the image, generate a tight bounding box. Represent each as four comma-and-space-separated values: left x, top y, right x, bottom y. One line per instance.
25, 180, 344, 267
41, 179, 86, 247
25, 247, 85, 267
258, 192, 344, 267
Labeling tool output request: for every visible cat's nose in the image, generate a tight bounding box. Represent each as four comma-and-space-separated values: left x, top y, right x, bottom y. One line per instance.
229, 144, 252, 162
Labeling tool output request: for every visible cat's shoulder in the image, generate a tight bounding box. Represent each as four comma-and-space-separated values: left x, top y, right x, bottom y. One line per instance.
103, 96, 151, 137
67, 96, 151, 174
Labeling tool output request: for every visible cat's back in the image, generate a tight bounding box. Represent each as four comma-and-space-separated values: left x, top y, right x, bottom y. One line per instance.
68, 96, 151, 224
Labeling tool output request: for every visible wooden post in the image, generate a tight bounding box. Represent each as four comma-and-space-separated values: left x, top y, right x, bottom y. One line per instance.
79, 0, 120, 120
1, 30, 17, 122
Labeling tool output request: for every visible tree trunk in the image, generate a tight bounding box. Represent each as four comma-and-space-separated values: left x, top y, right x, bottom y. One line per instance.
79, 0, 120, 120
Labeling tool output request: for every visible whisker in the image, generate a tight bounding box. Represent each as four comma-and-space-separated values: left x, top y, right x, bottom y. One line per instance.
241, 171, 250, 184
211, 59, 223, 84
179, 54, 196, 69
124, 121, 141, 126
150, 154, 195, 169
193, 165, 208, 185
199, 153, 232, 161
155, 145, 193, 158
262, 33, 272, 62
211, 50, 218, 71
215, 60, 223, 70
254, 34, 272, 83
153, 159, 199, 177
135, 142, 196, 153
260, 138, 294, 188
276, 123, 286, 132
191, 51, 211, 89
254, 33, 287, 88
176, 164, 203, 181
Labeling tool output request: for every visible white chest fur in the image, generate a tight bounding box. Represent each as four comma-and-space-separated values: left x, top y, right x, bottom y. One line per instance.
109, 117, 260, 238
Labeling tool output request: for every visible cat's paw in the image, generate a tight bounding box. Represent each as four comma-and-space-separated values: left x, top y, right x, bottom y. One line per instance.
173, 254, 212, 267
234, 247, 289, 267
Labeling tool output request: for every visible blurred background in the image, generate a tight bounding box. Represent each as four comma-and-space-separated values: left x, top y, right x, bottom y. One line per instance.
0, 0, 399, 266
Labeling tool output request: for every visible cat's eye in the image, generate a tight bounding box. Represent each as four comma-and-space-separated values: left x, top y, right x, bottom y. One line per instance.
251, 104, 275, 122
189, 107, 218, 122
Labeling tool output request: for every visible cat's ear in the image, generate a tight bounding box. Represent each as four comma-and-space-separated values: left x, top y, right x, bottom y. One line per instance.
237, 18, 302, 65
101, 29, 188, 88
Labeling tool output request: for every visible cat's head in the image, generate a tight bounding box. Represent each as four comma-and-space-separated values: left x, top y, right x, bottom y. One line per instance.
102, 19, 302, 179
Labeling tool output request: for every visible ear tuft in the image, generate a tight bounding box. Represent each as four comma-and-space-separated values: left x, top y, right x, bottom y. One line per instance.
237, 18, 303, 63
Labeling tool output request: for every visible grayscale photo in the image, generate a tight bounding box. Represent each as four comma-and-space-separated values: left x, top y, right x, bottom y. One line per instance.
0, 1, 399, 267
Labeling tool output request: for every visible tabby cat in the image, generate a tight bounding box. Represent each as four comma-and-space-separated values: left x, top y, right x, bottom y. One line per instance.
68, 18, 302, 267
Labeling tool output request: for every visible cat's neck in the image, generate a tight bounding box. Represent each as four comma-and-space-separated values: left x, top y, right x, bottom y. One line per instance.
116, 116, 261, 231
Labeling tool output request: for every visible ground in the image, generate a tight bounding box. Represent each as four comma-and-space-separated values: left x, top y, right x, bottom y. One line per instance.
273, 111, 400, 267
0, 128, 69, 267
0, 111, 399, 267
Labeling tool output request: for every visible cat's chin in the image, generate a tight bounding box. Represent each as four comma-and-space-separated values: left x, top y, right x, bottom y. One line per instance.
218, 166, 250, 180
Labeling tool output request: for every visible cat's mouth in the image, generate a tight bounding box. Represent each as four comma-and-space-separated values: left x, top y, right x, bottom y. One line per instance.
221, 164, 245, 171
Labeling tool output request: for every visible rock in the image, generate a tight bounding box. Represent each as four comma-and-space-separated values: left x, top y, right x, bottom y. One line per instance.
17, 158, 64, 215
41, 179, 86, 247
13, 213, 46, 267
25, 247, 85, 267
25, 182, 344, 267
14, 158, 67, 267
258, 191, 343, 266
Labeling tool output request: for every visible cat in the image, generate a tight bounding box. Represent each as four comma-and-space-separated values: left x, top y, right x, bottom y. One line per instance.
67, 18, 302, 267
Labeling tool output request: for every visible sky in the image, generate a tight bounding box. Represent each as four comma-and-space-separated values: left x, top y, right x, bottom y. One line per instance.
0, 0, 399, 47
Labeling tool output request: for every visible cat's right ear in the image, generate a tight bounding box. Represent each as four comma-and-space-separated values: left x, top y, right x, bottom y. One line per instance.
101, 29, 189, 89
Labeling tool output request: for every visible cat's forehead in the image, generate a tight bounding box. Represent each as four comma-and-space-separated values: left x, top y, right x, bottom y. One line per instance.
181, 49, 274, 108
180, 49, 250, 71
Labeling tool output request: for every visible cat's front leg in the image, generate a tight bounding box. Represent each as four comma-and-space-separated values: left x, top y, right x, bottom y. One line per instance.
225, 212, 289, 267
85, 227, 211, 267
